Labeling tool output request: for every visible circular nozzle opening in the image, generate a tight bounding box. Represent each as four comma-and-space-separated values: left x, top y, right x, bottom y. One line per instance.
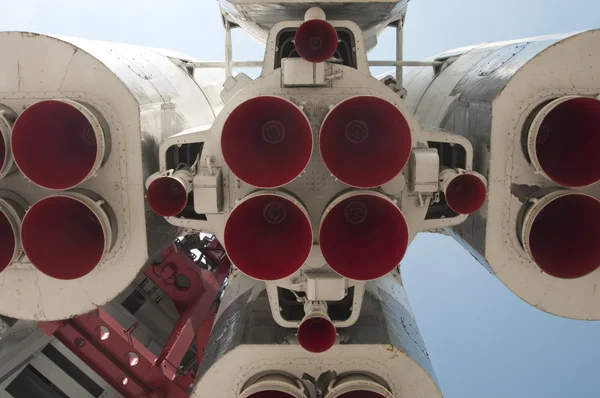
239, 374, 307, 398
522, 191, 600, 279
528, 96, 600, 187
0, 133, 5, 175
224, 193, 313, 281
147, 176, 188, 217
222, 96, 313, 188
326, 375, 393, 398
320, 96, 412, 188
22, 194, 112, 280
295, 19, 338, 63
0, 105, 17, 178
320, 192, 409, 280
12, 100, 106, 190
247, 392, 297, 398
445, 173, 487, 214
336, 393, 387, 398
297, 316, 336, 353
0, 202, 20, 274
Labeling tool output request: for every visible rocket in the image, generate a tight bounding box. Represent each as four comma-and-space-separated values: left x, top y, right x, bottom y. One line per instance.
0, 1, 597, 397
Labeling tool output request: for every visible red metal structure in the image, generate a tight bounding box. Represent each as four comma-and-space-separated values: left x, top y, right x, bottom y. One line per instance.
39, 236, 230, 398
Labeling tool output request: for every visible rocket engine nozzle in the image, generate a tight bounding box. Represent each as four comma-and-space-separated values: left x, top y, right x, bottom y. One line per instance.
239, 374, 308, 398
521, 191, 600, 279
295, 19, 339, 63
12, 99, 107, 190
319, 191, 409, 281
333, 393, 386, 398
297, 301, 336, 353
221, 96, 313, 188
527, 96, 600, 187
146, 169, 192, 217
324, 375, 393, 398
246, 393, 298, 398
440, 169, 487, 215
320, 96, 412, 188
0, 132, 5, 175
0, 198, 24, 274
0, 105, 17, 179
224, 192, 312, 281
21, 192, 113, 280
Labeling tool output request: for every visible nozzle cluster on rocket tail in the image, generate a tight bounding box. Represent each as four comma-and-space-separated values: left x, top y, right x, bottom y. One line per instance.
0, 32, 223, 320
403, 30, 600, 320
146, 6, 487, 396
191, 269, 441, 398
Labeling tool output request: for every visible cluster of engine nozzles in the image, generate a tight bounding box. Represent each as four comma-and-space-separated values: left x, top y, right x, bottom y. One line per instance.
212, 93, 600, 283
239, 373, 394, 398
286, 17, 600, 281
520, 96, 600, 279
0, 99, 114, 280
220, 95, 417, 284
217, 94, 488, 283
215, 92, 488, 355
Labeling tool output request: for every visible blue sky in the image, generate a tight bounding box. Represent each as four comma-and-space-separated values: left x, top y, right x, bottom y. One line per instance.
3, 1, 600, 397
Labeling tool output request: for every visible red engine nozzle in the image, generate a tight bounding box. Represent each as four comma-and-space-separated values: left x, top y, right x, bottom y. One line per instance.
240, 374, 307, 398
320, 96, 412, 188
0, 128, 6, 175
522, 191, 600, 279
297, 301, 336, 353
221, 96, 313, 188
295, 19, 339, 63
21, 194, 111, 280
0, 199, 23, 273
528, 96, 600, 187
12, 100, 106, 190
247, 393, 297, 398
336, 393, 387, 398
0, 104, 17, 178
146, 172, 190, 217
441, 170, 487, 215
224, 193, 312, 281
319, 192, 409, 281
297, 316, 337, 353
0, 209, 14, 273
325, 375, 393, 398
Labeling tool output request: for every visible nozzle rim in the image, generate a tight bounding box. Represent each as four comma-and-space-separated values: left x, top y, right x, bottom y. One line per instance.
319, 95, 412, 188
0, 197, 25, 273
224, 191, 313, 281
11, 99, 107, 190
221, 96, 314, 189
520, 190, 600, 279
319, 190, 409, 281
21, 191, 114, 279
527, 95, 600, 188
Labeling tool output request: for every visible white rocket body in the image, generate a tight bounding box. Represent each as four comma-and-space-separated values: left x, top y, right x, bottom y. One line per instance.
0, 1, 597, 397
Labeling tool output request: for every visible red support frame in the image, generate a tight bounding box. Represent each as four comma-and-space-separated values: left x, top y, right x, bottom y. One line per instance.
145, 243, 230, 376
39, 238, 230, 398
